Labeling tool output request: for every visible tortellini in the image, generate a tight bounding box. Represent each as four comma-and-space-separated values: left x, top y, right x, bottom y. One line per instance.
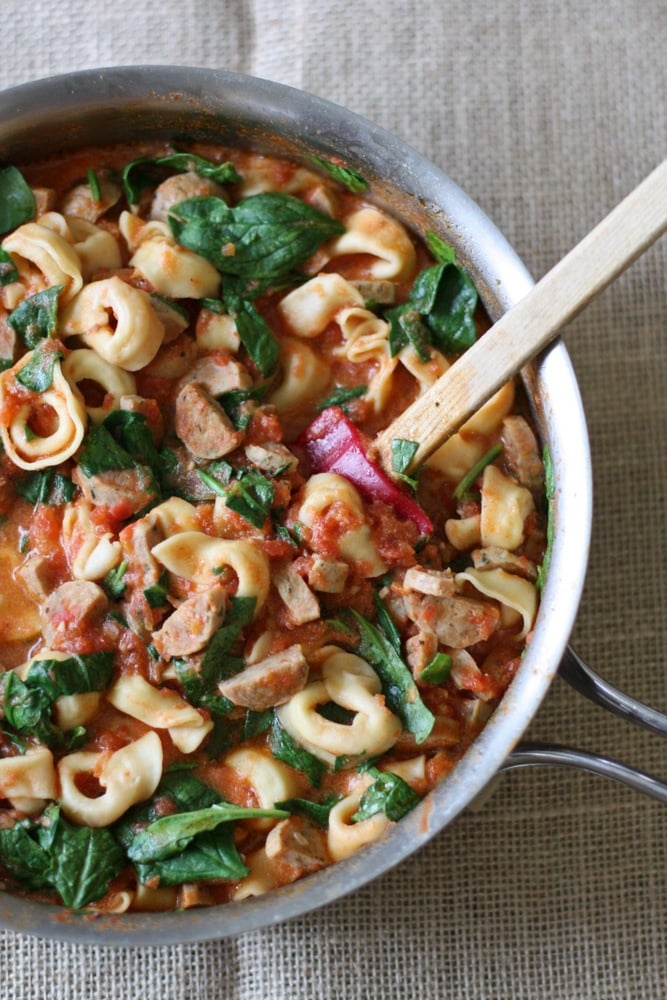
58, 731, 163, 827
61, 348, 137, 424
277, 648, 402, 767
107, 674, 213, 752
151, 532, 271, 613
121, 212, 221, 299
323, 206, 417, 282
2, 221, 83, 302
268, 337, 329, 415
0, 352, 86, 470
299, 473, 387, 577
59, 276, 166, 371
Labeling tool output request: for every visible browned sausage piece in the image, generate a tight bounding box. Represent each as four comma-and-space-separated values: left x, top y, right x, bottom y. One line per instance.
182, 356, 251, 396
152, 585, 227, 659
150, 172, 226, 223
265, 815, 329, 874
40, 580, 108, 648
72, 466, 158, 515
218, 644, 308, 711
174, 382, 243, 460
404, 590, 500, 649
500, 415, 545, 495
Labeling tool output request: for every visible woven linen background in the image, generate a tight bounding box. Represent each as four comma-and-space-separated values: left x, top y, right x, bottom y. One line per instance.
0, 1, 665, 997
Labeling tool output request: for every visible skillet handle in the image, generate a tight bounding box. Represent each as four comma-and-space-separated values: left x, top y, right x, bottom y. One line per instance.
559, 645, 667, 736
502, 741, 667, 804
501, 644, 667, 804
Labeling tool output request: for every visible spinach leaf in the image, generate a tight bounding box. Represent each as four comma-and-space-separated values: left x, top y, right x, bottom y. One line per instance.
387, 306, 432, 361
102, 560, 127, 599
77, 411, 166, 508
168, 192, 344, 280
25, 651, 114, 700
87, 168, 101, 202
224, 468, 275, 528
0, 671, 60, 747
14, 469, 76, 505
351, 611, 434, 744
386, 258, 478, 358
197, 459, 234, 497
222, 287, 280, 377
122, 152, 241, 204
452, 441, 502, 499
104, 409, 161, 471
391, 438, 420, 491
276, 793, 342, 827
40, 804, 125, 909
317, 384, 367, 413
217, 385, 266, 429
175, 595, 255, 717
0, 820, 53, 890
7, 285, 63, 348
308, 156, 369, 193
425, 230, 456, 264
143, 568, 169, 608
242, 708, 274, 740
418, 652, 453, 684
536, 445, 554, 592
135, 826, 249, 886
0, 806, 123, 908
15, 339, 63, 392
127, 802, 288, 864
269, 712, 327, 787
0, 652, 114, 748
410, 262, 478, 354
77, 423, 134, 477
155, 152, 241, 185
373, 591, 402, 656
0, 166, 35, 235
351, 768, 420, 823
114, 769, 274, 887
0, 247, 18, 286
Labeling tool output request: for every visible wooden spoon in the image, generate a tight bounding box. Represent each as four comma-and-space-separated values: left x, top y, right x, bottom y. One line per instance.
371, 158, 667, 474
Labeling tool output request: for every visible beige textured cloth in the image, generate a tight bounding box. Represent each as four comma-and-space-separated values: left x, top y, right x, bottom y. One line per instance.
0, 1, 666, 997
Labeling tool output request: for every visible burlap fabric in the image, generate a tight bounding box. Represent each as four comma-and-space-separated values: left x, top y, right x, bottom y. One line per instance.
0, 2, 665, 997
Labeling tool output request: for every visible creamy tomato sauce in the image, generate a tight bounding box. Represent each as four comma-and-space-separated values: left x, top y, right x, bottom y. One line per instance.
0, 142, 546, 913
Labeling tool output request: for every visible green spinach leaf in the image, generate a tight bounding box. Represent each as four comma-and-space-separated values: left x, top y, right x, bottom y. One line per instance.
127, 802, 288, 864
168, 192, 344, 280
351, 611, 434, 744
15, 339, 63, 392
269, 712, 327, 787
0, 806, 123, 907
222, 287, 280, 377
317, 384, 367, 413
0, 166, 35, 235
452, 441, 502, 499
40, 804, 125, 909
7, 285, 63, 348
0, 247, 18, 286
351, 768, 420, 823
224, 468, 275, 528
14, 469, 76, 505
308, 156, 369, 193
276, 793, 342, 827
418, 651, 453, 684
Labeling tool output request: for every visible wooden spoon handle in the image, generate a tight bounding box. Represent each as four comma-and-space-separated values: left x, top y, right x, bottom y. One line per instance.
372, 158, 667, 474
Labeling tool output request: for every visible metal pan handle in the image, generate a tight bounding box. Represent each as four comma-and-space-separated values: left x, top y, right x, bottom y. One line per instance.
502, 644, 667, 803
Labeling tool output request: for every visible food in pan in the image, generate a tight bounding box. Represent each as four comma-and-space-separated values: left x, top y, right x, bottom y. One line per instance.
0, 144, 546, 911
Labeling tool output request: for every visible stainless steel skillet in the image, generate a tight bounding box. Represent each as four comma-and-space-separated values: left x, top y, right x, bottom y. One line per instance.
0, 66, 663, 945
